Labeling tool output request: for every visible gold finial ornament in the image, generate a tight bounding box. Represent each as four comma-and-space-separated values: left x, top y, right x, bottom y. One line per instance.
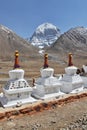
68, 53, 73, 66
15, 50, 19, 57
43, 53, 49, 68
14, 50, 20, 69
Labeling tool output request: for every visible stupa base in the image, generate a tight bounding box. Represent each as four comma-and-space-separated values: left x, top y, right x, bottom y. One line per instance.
32, 91, 65, 100
70, 86, 84, 94
0, 94, 37, 108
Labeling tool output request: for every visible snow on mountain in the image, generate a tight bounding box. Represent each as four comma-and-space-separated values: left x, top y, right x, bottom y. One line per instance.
30, 23, 61, 48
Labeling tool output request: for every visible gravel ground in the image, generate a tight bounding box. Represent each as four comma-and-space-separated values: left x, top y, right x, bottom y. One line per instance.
0, 97, 87, 130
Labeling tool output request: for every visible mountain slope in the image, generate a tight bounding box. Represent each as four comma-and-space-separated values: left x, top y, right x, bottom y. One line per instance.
48, 26, 87, 53
0, 25, 38, 60
46, 26, 87, 63
30, 23, 61, 48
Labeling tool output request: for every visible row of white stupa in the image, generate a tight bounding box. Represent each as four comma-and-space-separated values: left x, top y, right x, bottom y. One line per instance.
0, 51, 87, 107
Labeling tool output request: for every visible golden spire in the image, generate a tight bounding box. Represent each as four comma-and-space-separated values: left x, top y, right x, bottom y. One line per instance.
14, 50, 20, 69
43, 53, 49, 68
68, 53, 73, 66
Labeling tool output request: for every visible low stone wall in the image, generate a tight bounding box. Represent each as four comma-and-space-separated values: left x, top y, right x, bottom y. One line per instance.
0, 92, 87, 121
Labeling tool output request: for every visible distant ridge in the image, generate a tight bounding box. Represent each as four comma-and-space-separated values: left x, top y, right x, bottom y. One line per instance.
46, 26, 87, 63
0, 25, 38, 60
48, 26, 87, 53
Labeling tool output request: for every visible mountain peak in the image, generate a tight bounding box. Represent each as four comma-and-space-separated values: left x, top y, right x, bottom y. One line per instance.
49, 26, 87, 55
30, 23, 61, 48
36, 22, 59, 33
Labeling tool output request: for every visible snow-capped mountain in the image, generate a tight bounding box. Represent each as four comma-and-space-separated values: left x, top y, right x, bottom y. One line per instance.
30, 23, 61, 48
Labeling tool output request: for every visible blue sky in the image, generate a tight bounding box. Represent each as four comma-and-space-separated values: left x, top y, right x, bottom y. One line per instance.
0, 0, 87, 38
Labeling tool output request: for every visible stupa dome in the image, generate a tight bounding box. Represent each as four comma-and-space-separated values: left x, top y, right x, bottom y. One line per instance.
40, 68, 54, 78
9, 69, 24, 79
65, 53, 77, 75
65, 66, 77, 75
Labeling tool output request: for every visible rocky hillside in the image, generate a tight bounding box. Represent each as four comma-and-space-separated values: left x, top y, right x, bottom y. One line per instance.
46, 27, 87, 65
50, 26, 87, 52
30, 23, 61, 48
0, 25, 38, 60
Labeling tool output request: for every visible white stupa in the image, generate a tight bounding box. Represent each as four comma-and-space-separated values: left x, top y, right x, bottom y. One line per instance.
60, 53, 83, 93
32, 54, 62, 99
0, 51, 36, 107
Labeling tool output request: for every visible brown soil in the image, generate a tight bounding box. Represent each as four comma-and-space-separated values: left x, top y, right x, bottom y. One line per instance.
0, 93, 87, 130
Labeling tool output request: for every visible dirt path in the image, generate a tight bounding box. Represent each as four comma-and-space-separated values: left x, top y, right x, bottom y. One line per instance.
0, 96, 87, 130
